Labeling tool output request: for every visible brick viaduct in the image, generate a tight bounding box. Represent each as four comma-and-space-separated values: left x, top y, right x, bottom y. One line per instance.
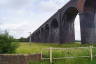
28, 0, 96, 44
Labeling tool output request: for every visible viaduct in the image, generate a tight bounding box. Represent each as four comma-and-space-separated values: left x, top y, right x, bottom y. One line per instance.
28, 0, 96, 44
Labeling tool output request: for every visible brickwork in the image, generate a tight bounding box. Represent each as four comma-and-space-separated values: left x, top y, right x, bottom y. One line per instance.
0, 54, 41, 64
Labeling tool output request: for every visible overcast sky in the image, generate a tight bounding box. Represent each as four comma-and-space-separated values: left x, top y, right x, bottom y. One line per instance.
0, 0, 81, 40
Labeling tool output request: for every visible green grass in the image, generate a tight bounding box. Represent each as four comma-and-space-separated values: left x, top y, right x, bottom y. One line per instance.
15, 42, 92, 54
29, 59, 96, 64
14, 42, 96, 64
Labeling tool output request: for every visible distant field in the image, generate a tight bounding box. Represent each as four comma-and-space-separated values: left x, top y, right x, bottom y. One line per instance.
16, 42, 80, 54
15, 42, 92, 54
15, 42, 96, 64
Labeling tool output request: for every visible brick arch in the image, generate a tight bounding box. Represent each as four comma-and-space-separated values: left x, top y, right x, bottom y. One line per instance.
45, 24, 49, 31
50, 19, 59, 43
61, 7, 79, 43
64, 7, 79, 22
44, 24, 50, 42
40, 28, 44, 42
51, 19, 59, 29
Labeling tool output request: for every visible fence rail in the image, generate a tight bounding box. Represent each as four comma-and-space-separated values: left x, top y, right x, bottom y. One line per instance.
41, 46, 96, 64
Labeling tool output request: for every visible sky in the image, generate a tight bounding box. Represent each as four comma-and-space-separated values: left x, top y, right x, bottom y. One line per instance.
0, 0, 81, 40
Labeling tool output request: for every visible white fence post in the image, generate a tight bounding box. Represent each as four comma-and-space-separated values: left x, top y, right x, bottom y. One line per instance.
41, 51, 43, 59
41, 47, 94, 63
50, 47, 53, 64
90, 46, 93, 61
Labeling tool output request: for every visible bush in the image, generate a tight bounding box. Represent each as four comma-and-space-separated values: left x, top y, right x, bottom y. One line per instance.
0, 34, 18, 53
18, 37, 27, 42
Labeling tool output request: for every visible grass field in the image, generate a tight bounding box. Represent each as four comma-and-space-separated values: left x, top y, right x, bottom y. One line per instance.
15, 42, 93, 54
15, 42, 96, 64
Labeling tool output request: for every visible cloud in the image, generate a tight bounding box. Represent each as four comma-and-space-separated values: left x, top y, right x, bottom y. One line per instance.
1, 22, 34, 38
0, 0, 31, 9
32, 0, 70, 13
0, 0, 82, 40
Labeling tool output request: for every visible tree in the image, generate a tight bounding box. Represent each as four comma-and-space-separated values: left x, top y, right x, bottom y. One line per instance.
19, 37, 27, 42
0, 31, 18, 53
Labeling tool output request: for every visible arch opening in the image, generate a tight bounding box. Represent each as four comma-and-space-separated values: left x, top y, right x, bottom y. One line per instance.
62, 7, 81, 43
51, 19, 59, 29
41, 28, 44, 33
45, 24, 49, 41
45, 24, 49, 31
40, 28, 44, 42
50, 19, 59, 43
65, 7, 78, 22
74, 15, 81, 41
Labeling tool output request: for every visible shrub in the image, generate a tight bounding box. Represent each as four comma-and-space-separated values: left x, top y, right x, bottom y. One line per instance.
0, 34, 18, 53
18, 37, 27, 42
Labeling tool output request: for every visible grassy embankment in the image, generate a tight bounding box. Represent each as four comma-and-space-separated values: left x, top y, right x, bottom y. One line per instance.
15, 42, 96, 64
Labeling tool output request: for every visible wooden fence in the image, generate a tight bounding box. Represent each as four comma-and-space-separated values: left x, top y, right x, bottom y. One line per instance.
41, 46, 96, 64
